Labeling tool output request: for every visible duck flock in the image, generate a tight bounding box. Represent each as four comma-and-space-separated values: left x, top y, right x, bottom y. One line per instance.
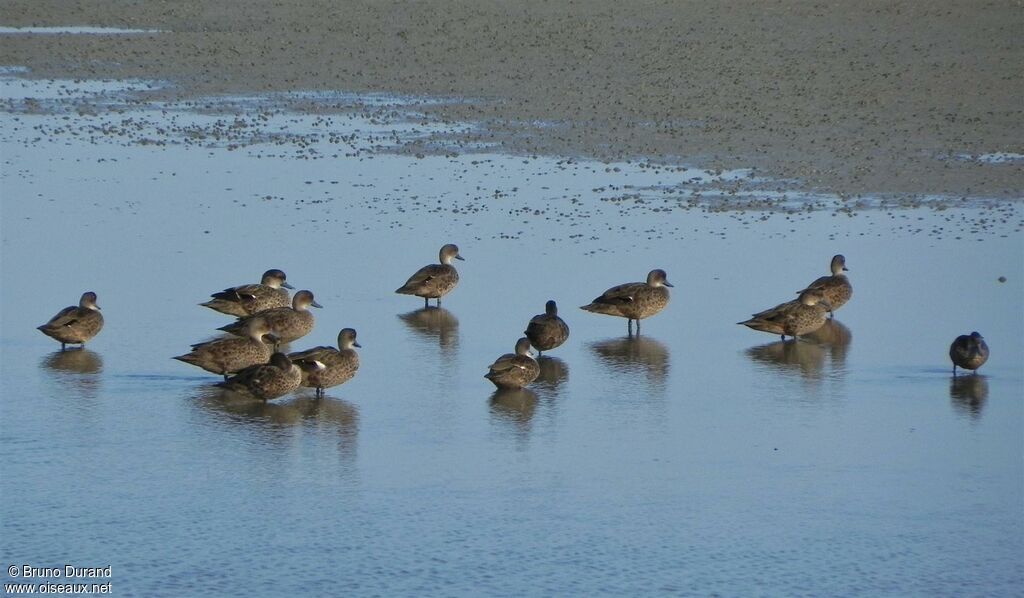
36, 245, 991, 401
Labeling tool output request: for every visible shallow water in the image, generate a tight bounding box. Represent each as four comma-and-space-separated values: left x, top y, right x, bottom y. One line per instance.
1, 77, 1022, 596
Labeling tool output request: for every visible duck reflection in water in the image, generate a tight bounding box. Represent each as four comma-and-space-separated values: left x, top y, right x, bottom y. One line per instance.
589, 334, 670, 389
40, 349, 104, 399
535, 355, 569, 389
489, 387, 539, 439
42, 348, 104, 374
746, 319, 851, 379
398, 307, 459, 354
949, 375, 988, 419
195, 385, 359, 449
804, 319, 852, 367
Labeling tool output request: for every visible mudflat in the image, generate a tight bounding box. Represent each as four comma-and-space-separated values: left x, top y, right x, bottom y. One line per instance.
2, 0, 1021, 197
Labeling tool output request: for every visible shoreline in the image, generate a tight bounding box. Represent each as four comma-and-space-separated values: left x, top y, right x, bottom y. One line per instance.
1, 0, 1022, 199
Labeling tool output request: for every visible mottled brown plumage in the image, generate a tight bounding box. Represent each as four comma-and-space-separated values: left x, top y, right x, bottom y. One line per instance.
525, 300, 570, 355
218, 290, 322, 345
580, 269, 673, 334
289, 328, 361, 398
200, 269, 293, 317
949, 331, 989, 375
739, 289, 832, 340
485, 337, 540, 389
217, 352, 303, 401
37, 291, 104, 350
796, 255, 852, 318
395, 244, 464, 307
173, 316, 276, 379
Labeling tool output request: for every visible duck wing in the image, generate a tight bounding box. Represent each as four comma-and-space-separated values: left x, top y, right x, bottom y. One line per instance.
590, 282, 644, 306
796, 275, 831, 294
487, 352, 521, 374
397, 264, 446, 292
40, 306, 82, 330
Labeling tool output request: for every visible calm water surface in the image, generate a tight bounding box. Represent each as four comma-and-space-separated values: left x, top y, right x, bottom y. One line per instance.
1, 78, 1022, 596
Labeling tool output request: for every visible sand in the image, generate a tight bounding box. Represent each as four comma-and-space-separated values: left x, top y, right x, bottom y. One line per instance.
2, 0, 1022, 198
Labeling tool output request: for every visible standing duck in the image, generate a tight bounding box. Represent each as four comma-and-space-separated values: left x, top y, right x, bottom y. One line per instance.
200, 269, 294, 317
796, 255, 852, 318
173, 316, 276, 379
289, 328, 361, 398
218, 289, 322, 345
580, 269, 673, 334
217, 352, 303, 401
525, 300, 570, 355
949, 332, 989, 375
395, 244, 464, 307
739, 289, 832, 340
485, 337, 540, 389
37, 291, 104, 350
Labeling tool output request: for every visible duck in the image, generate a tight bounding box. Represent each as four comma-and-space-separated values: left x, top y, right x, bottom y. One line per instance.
580, 269, 673, 334
395, 244, 464, 307
173, 316, 276, 379
218, 289, 322, 345
738, 288, 832, 340
949, 331, 989, 375
37, 291, 104, 350
288, 328, 361, 398
796, 254, 852, 318
200, 269, 294, 317
484, 337, 540, 389
217, 352, 303, 401
525, 300, 570, 355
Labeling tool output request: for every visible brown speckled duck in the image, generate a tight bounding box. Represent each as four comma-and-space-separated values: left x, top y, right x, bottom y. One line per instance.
173, 316, 276, 379
739, 288, 831, 340
949, 331, 989, 375
218, 289, 322, 345
37, 291, 104, 350
217, 352, 303, 401
485, 337, 540, 389
395, 244, 464, 307
289, 328, 361, 398
796, 254, 852, 318
200, 269, 294, 317
525, 300, 570, 355
580, 269, 673, 334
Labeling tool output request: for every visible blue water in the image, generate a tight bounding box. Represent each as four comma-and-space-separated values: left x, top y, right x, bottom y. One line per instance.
1, 77, 1022, 596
